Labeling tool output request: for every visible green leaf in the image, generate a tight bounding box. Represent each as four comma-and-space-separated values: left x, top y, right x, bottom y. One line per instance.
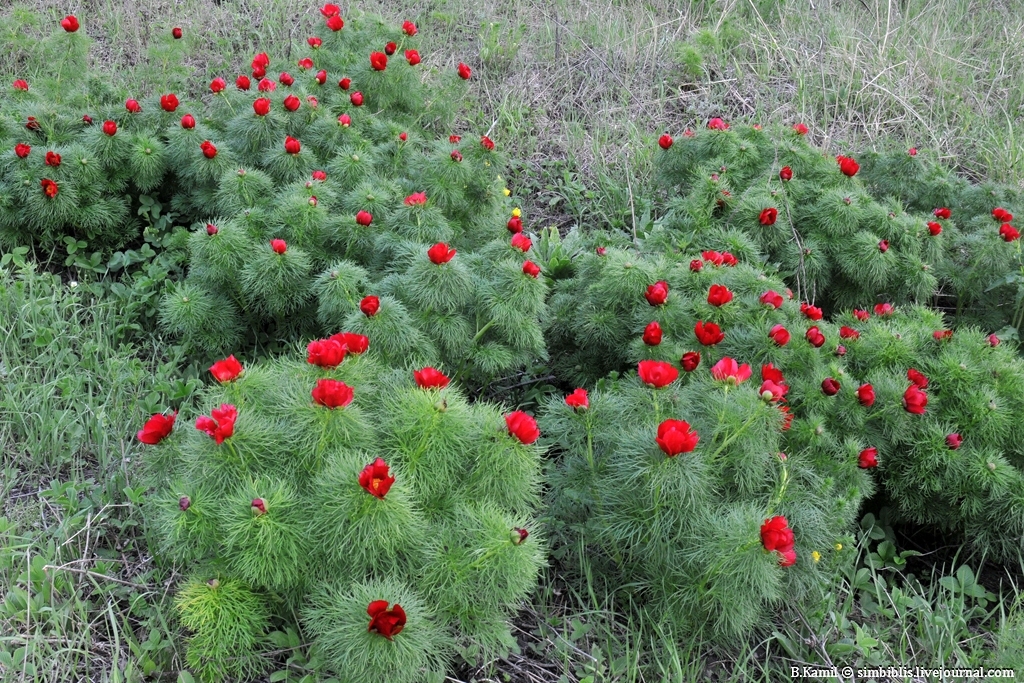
176, 672, 195, 683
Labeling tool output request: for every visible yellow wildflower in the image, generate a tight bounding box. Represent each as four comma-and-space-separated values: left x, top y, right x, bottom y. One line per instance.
812, 551, 821, 563
512, 207, 521, 217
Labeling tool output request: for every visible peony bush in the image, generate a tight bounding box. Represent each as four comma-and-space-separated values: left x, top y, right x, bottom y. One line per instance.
141, 346, 545, 681
653, 123, 1023, 337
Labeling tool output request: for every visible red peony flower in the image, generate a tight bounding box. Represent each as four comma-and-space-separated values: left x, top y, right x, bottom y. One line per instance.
878, 239, 889, 252
457, 62, 471, 79
137, 412, 176, 444
12, 79, 28, 91
367, 600, 405, 639
760, 290, 784, 309
61, 15, 79, 32
25, 116, 40, 131
694, 320, 724, 346
858, 447, 878, 469
761, 366, 782, 387
992, 207, 1014, 223
927, 221, 942, 236
45, 151, 61, 167
759, 380, 786, 402
710, 357, 751, 385
370, 51, 388, 71
405, 49, 421, 66
258, 77, 276, 92
689, 259, 703, 272
251, 51, 270, 75
642, 321, 662, 346
933, 329, 952, 341
307, 338, 345, 367
206, 223, 218, 235
210, 76, 229, 93
171, 26, 182, 39
658, 134, 673, 150
350, 91, 364, 106
283, 94, 300, 111
506, 411, 540, 445
284, 135, 301, 154
414, 367, 449, 389
801, 303, 823, 320
645, 280, 669, 306
405, 192, 427, 206
779, 166, 793, 181
778, 404, 793, 431
209, 355, 243, 383
279, 72, 295, 86
638, 360, 678, 388
312, 170, 327, 181
836, 155, 859, 176
989, 333, 1000, 347
339, 77, 351, 90
707, 117, 729, 130
565, 388, 589, 411
768, 324, 790, 346
403, 20, 417, 36
298, 57, 314, 70
905, 368, 928, 389
507, 217, 523, 233
701, 250, 724, 267
1000, 224, 1020, 242
853, 308, 869, 321
792, 123, 808, 135
14, 143, 30, 158
359, 458, 395, 499
126, 99, 142, 113
759, 207, 778, 226
874, 302, 893, 316
384, 42, 397, 56
681, 351, 701, 372
355, 210, 373, 227
253, 98, 271, 117
312, 379, 354, 408
40, 178, 58, 198
180, 113, 196, 129
195, 404, 237, 444
321, 3, 340, 16
326, 14, 344, 31
933, 207, 951, 219
821, 377, 840, 396
595, 246, 607, 256
338, 113, 351, 127
655, 419, 699, 457
945, 433, 963, 450
450, 149, 463, 162
428, 242, 456, 264
399, 132, 408, 142
308, 36, 323, 48
857, 384, 875, 407
102, 120, 117, 136
839, 326, 859, 340
523, 260, 541, 278
707, 284, 733, 307
480, 135, 494, 150
360, 295, 380, 316
330, 332, 369, 355
251, 498, 267, 516
200, 140, 217, 159
903, 385, 928, 414
510, 233, 532, 252
806, 326, 825, 348
908, 147, 917, 156
760, 516, 796, 566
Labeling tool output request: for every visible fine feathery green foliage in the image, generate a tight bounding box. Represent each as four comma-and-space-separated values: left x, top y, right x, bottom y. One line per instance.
144, 348, 545, 682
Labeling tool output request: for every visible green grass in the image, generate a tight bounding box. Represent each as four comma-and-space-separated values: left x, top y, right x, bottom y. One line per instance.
3, 0, 1024, 680
0, 266, 193, 682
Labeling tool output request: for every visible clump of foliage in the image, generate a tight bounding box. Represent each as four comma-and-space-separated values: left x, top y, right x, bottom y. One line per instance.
142, 348, 545, 681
